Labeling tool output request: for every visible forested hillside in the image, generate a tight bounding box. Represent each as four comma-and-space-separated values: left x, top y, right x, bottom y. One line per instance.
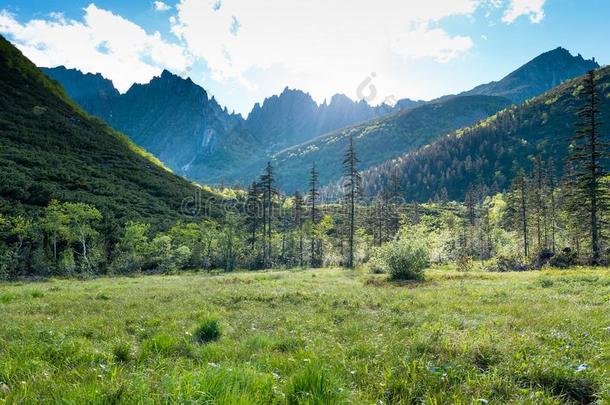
357, 66, 610, 202
0, 36, 210, 227
273, 95, 511, 192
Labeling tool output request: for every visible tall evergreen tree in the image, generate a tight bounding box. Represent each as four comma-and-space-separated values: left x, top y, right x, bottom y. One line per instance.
293, 191, 305, 266
245, 182, 261, 250
566, 70, 609, 264
509, 173, 530, 258
533, 155, 546, 252
546, 158, 557, 253
308, 163, 320, 267
259, 162, 277, 267
342, 135, 361, 269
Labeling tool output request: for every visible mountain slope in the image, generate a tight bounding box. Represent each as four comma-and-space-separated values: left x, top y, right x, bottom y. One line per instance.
43, 67, 261, 185
0, 35, 209, 226
357, 66, 610, 202
459, 47, 599, 103
272, 95, 512, 192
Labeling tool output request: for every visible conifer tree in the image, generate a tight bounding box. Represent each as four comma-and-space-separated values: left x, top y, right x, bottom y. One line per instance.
245, 182, 261, 250
566, 70, 609, 264
308, 163, 320, 266
342, 135, 361, 269
546, 158, 557, 253
259, 162, 277, 267
293, 191, 305, 266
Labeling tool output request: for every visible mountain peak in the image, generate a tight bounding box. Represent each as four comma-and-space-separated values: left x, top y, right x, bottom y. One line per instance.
42, 65, 118, 101
460, 47, 599, 103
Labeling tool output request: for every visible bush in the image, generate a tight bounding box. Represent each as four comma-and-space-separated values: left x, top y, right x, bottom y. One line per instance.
368, 256, 386, 274
193, 316, 221, 343
456, 255, 474, 272
532, 248, 555, 269
486, 255, 529, 272
373, 237, 429, 281
549, 247, 577, 268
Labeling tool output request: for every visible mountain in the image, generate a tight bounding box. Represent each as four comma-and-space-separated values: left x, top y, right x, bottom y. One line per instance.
245, 88, 397, 152
457, 47, 599, 103
356, 66, 610, 202
43, 67, 261, 185
40, 66, 119, 111
0, 35, 210, 226
43, 69, 408, 184
272, 95, 512, 192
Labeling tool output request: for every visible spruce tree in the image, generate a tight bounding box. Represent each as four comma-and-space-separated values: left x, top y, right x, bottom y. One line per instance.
293, 191, 305, 266
308, 163, 320, 267
546, 158, 557, 253
245, 182, 261, 251
342, 135, 361, 269
566, 70, 609, 264
259, 162, 277, 267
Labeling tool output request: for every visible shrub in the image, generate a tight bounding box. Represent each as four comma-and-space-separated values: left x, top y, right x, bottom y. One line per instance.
112, 340, 132, 363
549, 247, 577, 268
373, 237, 429, 281
367, 255, 386, 274
193, 316, 221, 343
486, 255, 529, 272
532, 248, 555, 269
456, 255, 474, 272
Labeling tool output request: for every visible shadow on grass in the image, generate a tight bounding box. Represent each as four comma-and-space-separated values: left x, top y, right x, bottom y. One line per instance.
364, 277, 433, 288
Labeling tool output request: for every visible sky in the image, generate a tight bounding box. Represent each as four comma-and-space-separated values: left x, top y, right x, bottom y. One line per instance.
0, 0, 608, 115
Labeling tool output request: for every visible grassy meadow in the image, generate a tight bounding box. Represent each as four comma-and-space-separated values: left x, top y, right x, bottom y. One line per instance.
0, 267, 608, 404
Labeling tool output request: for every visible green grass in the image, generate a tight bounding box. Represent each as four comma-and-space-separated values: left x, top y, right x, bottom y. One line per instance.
0, 267, 608, 403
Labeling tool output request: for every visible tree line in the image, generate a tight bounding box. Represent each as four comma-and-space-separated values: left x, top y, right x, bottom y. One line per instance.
0, 71, 608, 279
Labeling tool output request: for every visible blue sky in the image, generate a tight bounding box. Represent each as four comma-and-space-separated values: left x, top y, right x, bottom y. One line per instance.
0, 0, 608, 115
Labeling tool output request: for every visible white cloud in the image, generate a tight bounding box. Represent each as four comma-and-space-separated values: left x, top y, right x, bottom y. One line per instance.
170, 0, 481, 98
0, 4, 191, 92
154, 1, 172, 12
0, 1, 549, 112
502, 0, 546, 24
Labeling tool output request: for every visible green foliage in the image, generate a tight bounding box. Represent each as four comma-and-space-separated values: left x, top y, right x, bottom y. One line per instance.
373, 231, 430, 280
0, 35, 211, 227
359, 66, 610, 203
274, 95, 511, 192
193, 316, 221, 344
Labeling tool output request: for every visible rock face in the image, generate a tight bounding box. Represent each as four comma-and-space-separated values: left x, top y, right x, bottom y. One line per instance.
245, 88, 399, 152
459, 47, 599, 103
43, 67, 260, 184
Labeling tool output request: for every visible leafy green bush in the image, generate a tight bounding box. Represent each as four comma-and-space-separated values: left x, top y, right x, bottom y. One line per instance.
193, 316, 221, 343
373, 235, 429, 281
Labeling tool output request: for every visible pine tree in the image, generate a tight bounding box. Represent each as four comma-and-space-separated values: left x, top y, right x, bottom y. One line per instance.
293, 191, 305, 266
533, 155, 546, 252
385, 168, 402, 239
308, 163, 320, 267
342, 135, 361, 269
517, 173, 529, 258
546, 158, 557, 253
259, 162, 277, 267
245, 182, 261, 250
566, 70, 609, 264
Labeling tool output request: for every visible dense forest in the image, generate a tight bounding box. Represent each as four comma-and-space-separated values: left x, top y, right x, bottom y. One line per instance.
353, 66, 610, 203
